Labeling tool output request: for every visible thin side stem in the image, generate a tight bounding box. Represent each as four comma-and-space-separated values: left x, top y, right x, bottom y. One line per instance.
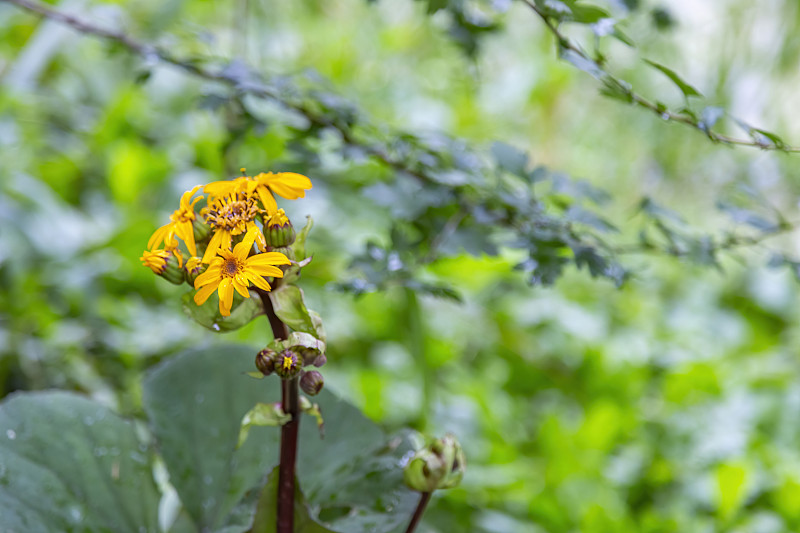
404, 492, 432, 533
259, 290, 298, 533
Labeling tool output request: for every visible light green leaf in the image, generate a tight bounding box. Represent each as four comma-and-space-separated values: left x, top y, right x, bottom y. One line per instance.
238, 403, 291, 448
0, 392, 160, 532
292, 215, 314, 261
644, 59, 702, 98
269, 285, 320, 337
143, 346, 282, 533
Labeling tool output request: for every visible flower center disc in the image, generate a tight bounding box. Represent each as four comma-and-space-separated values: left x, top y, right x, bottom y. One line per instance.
223, 258, 240, 277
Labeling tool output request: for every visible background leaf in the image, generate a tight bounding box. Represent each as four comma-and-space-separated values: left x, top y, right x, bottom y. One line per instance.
0, 392, 160, 532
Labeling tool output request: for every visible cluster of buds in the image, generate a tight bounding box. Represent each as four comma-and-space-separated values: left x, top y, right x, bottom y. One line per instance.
140, 170, 312, 317
255, 332, 327, 395
403, 434, 466, 493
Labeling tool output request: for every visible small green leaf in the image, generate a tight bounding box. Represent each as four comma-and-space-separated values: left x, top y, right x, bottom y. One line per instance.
292, 215, 314, 261
644, 59, 702, 98
299, 396, 325, 438
271, 332, 326, 360
269, 285, 320, 337
570, 3, 610, 23
238, 403, 291, 448
182, 290, 263, 332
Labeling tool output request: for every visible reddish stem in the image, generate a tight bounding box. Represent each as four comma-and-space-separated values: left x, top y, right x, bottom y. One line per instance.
260, 291, 299, 533
404, 492, 432, 533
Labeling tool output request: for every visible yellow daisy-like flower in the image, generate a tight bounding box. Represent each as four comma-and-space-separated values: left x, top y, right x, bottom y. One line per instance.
204, 172, 312, 215
193, 227, 291, 317
140, 249, 171, 274
148, 185, 203, 256
200, 193, 266, 263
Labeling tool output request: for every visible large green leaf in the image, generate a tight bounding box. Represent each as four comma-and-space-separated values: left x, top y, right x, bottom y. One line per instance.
0, 392, 160, 532
296, 391, 419, 533
143, 346, 282, 532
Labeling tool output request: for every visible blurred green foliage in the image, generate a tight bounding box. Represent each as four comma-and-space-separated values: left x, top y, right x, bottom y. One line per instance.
3, 0, 800, 531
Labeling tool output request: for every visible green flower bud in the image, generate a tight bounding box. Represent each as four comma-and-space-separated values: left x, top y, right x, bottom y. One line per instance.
264, 209, 296, 248
403, 434, 466, 492
184, 257, 207, 285
273, 349, 302, 379
300, 370, 324, 396
161, 250, 186, 285
193, 217, 211, 242
255, 348, 276, 376
272, 246, 296, 262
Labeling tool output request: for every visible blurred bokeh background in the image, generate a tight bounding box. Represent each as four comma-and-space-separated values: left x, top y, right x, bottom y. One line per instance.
3, 0, 800, 531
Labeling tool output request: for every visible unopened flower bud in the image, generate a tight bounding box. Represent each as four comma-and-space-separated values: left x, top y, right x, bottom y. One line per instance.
264, 209, 296, 247
306, 352, 327, 368
141, 249, 185, 285
185, 257, 207, 285
255, 348, 276, 376
274, 350, 302, 379
272, 246, 296, 262
300, 370, 324, 396
403, 434, 466, 492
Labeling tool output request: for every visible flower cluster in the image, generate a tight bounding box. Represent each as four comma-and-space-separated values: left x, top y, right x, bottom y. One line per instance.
141, 171, 312, 316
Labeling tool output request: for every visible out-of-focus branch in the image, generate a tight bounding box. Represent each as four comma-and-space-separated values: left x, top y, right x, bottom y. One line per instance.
521, 0, 800, 153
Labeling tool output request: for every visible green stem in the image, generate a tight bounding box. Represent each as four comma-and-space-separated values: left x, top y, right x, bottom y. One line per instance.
404, 289, 431, 429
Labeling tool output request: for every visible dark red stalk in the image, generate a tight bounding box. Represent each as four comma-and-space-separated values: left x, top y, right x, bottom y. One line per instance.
260, 291, 298, 533
404, 492, 432, 533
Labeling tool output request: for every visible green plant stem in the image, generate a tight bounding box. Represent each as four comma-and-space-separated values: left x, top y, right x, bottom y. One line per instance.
404, 492, 432, 533
260, 290, 298, 533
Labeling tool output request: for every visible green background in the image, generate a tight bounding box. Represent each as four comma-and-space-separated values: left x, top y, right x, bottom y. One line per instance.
3, 0, 800, 531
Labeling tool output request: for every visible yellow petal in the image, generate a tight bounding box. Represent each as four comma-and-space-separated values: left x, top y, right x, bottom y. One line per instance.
233, 226, 259, 260
263, 172, 312, 199
248, 273, 272, 292
148, 223, 174, 250
176, 221, 197, 257
246, 264, 284, 278
193, 282, 218, 306
218, 278, 235, 316
194, 268, 221, 289
257, 186, 278, 214
248, 252, 292, 265
232, 276, 250, 298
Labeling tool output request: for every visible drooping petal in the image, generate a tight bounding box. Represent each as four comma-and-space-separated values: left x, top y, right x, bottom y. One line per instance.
265, 172, 312, 199
193, 282, 218, 306
176, 221, 197, 257
180, 185, 203, 210
218, 278, 235, 316
148, 223, 175, 250
247, 272, 272, 292
232, 275, 251, 298
256, 186, 278, 214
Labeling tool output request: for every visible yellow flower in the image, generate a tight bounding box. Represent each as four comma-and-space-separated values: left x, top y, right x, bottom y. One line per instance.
252, 172, 312, 214
200, 193, 266, 263
140, 249, 170, 274
203, 176, 250, 201
193, 227, 291, 317
148, 185, 203, 256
